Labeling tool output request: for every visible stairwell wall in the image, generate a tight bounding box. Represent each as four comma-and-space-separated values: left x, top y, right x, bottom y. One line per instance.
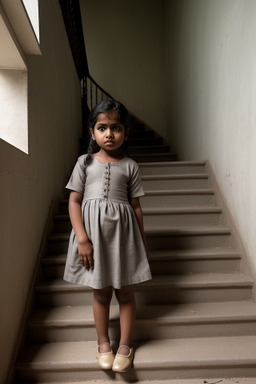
80, 0, 166, 137
165, 0, 256, 281
0, 1, 82, 382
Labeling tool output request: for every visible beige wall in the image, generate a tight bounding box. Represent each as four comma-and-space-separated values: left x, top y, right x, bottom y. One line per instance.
165, 0, 256, 275
80, 0, 166, 136
0, 1, 82, 382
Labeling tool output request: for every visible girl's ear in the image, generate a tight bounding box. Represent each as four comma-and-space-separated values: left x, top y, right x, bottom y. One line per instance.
125, 127, 130, 140
90, 128, 95, 140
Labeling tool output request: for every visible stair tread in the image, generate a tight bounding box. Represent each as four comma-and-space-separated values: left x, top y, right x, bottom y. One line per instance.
129, 144, 169, 149
17, 336, 256, 369
55, 207, 222, 221
144, 188, 215, 195
144, 225, 231, 235
29, 300, 256, 327
132, 153, 176, 161
139, 160, 207, 166
49, 226, 232, 241
141, 173, 209, 180
144, 206, 222, 214
43, 248, 241, 264
136, 151, 175, 155
59, 189, 216, 206
36, 273, 253, 292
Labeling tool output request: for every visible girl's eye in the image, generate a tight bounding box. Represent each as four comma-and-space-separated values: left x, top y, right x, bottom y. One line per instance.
98, 126, 105, 132
113, 126, 121, 131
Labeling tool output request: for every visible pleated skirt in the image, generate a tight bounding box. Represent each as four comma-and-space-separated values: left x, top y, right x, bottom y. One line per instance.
63, 199, 152, 289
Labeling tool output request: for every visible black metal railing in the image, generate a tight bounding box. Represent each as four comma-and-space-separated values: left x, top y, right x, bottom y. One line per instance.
82, 75, 113, 111
59, 0, 113, 114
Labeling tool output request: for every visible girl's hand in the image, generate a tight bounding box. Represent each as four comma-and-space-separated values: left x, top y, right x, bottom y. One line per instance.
78, 240, 94, 270
145, 244, 150, 260
130, 197, 150, 260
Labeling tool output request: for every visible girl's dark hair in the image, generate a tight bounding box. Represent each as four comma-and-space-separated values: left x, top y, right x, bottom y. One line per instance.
85, 100, 131, 168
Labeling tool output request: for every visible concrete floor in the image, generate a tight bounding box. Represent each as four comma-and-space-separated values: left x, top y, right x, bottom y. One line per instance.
49, 379, 256, 384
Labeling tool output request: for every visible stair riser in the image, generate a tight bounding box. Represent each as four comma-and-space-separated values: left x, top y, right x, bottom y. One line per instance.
54, 212, 222, 233
47, 233, 231, 254
42, 258, 240, 279
144, 212, 222, 227
130, 130, 155, 138
28, 320, 256, 343
129, 145, 169, 154
131, 154, 176, 162
142, 194, 216, 207
36, 285, 252, 306
16, 363, 256, 382
150, 258, 240, 274
147, 233, 231, 250
128, 137, 163, 146
58, 194, 216, 215
140, 164, 206, 175
141, 178, 209, 190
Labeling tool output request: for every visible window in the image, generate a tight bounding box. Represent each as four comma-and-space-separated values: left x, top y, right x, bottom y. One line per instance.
0, 0, 40, 154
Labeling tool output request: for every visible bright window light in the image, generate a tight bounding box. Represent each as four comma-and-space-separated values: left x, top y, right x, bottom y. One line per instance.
0, 69, 28, 153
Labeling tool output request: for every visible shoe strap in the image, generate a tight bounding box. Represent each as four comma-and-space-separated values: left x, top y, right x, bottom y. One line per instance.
98, 341, 111, 353
117, 345, 132, 355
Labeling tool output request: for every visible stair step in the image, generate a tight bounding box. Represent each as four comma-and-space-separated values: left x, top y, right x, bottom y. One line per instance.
35, 273, 253, 306
142, 189, 216, 207
129, 144, 170, 154
28, 300, 256, 343
128, 136, 163, 146
131, 152, 177, 162
139, 161, 207, 175
141, 173, 209, 189
130, 122, 145, 131
146, 226, 232, 250
47, 226, 233, 253
16, 336, 256, 382
54, 207, 223, 232
143, 206, 223, 226
42, 248, 241, 278
58, 189, 217, 215
130, 129, 155, 138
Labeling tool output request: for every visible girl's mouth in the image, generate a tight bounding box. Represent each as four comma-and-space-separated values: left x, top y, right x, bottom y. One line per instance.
105, 141, 114, 144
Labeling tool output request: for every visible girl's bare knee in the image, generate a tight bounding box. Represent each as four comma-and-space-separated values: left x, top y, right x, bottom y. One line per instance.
94, 286, 113, 306
115, 285, 134, 305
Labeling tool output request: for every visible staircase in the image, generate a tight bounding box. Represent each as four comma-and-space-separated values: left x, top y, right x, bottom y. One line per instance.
15, 124, 256, 383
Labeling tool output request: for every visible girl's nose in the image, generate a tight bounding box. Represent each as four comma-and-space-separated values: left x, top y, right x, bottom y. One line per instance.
105, 128, 113, 138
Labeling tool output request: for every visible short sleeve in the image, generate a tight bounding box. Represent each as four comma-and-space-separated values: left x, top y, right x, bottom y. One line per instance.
128, 162, 145, 199
65, 155, 86, 195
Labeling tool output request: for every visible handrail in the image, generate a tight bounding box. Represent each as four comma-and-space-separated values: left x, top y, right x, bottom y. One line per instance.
59, 0, 113, 113
59, 0, 89, 79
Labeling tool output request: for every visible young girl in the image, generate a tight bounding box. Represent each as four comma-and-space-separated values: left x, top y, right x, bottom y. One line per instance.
64, 100, 152, 373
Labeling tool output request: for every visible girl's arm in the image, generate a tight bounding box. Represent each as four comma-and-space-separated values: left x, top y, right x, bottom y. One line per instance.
69, 191, 94, 270
130, 197, 150, 259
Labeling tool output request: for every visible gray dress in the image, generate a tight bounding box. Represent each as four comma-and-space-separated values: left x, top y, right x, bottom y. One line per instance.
63, 155, 152, 289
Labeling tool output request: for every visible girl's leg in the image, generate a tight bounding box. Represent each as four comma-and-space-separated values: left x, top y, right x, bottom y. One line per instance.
115, 285, 136, 355
93, 286, 113, 353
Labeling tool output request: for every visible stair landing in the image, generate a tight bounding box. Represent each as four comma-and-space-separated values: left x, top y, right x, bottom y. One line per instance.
16, 336, 256, 382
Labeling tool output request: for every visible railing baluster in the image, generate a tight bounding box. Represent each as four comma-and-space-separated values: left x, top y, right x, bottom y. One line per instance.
82, 75, 114, 111
90, 79, 93, 110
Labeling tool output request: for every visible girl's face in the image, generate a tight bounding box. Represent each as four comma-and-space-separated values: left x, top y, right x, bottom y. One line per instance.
90, 111, 127, 154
